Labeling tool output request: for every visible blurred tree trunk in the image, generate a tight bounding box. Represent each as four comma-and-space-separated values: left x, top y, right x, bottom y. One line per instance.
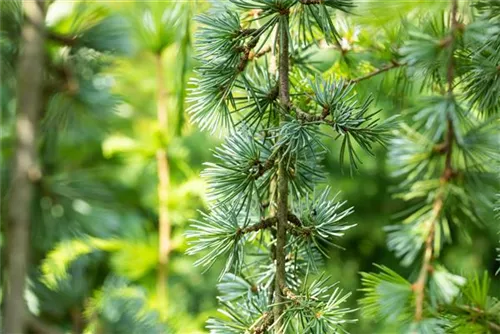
156, 53, 170, 313
3, 0, 46, 333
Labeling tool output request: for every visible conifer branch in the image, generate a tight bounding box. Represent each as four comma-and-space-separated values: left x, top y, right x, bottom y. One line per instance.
237, 37, 260, 72
455, 305, 500, 332
251, 311, 274, 334
414, 0, 459, 323
254, 151, 278, 179
413, 197, 441, 321
350, 60, 403, 84
239, 217, 277, 234
287, 212, 302, 227
249, 45, 272, 60
294, 61, 404, 124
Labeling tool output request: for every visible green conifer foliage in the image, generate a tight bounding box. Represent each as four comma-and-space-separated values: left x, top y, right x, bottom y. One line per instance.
187, 1, 395, 332
361, 1, 500, 333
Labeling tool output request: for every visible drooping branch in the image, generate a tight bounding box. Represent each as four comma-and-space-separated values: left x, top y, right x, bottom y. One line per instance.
413, 0, 459, 322
294, 61, 404, 124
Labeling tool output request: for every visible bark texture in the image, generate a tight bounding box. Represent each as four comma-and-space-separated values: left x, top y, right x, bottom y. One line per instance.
273, 14, 290, 333
3, 1, 46, 333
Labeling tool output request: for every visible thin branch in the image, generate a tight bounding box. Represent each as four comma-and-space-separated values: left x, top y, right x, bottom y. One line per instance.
251, 311, 274, 334
237, 36, 260, 72
350, 60, 403, 84
413, 197, 441, 321
287, 212, 302, 227
414, 0, 458, 322
293, 61, 404, 124
455, 305, 500, 333
240, 217, 277, 234
489, 321, 500, 333
281, 285, 300, 304
254, 150, 278, 179
249, 45, 272, 60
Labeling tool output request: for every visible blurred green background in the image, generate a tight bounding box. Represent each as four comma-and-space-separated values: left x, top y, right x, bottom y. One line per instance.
1, 1, 498, 333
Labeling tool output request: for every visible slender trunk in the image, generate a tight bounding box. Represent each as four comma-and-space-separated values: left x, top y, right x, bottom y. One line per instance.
155, 53, 171, 314
3, 1, 46, 333
273, 14, 290, 333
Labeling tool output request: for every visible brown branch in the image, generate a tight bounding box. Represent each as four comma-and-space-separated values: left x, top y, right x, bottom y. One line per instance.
295, 106, 326, 123
249, 45, 272, 60
287, 212, 302, 226
413, 197, 441, 321
433, 142, 448, 154
281, 285, 300, 304
237, 36, 260, 72
447, 0, 458, 94
294, 61, 404, 123
489, 321, 500, 333
350, 60, 403, 84
274, 11, 291, 333
414, 0, 458, 323
240, 217, 277, 234
455, 305, 500, 333
251, 312, 274, 334
254, 154, 277, 179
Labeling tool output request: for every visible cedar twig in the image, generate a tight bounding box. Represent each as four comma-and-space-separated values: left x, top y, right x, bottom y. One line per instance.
413, 0, 459, 323
239, 217, 277, 234
293, 61, 404, 123
350, 60, 402, 84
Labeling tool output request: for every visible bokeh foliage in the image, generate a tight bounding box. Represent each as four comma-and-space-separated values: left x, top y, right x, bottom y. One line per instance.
1, 0, 498, 333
